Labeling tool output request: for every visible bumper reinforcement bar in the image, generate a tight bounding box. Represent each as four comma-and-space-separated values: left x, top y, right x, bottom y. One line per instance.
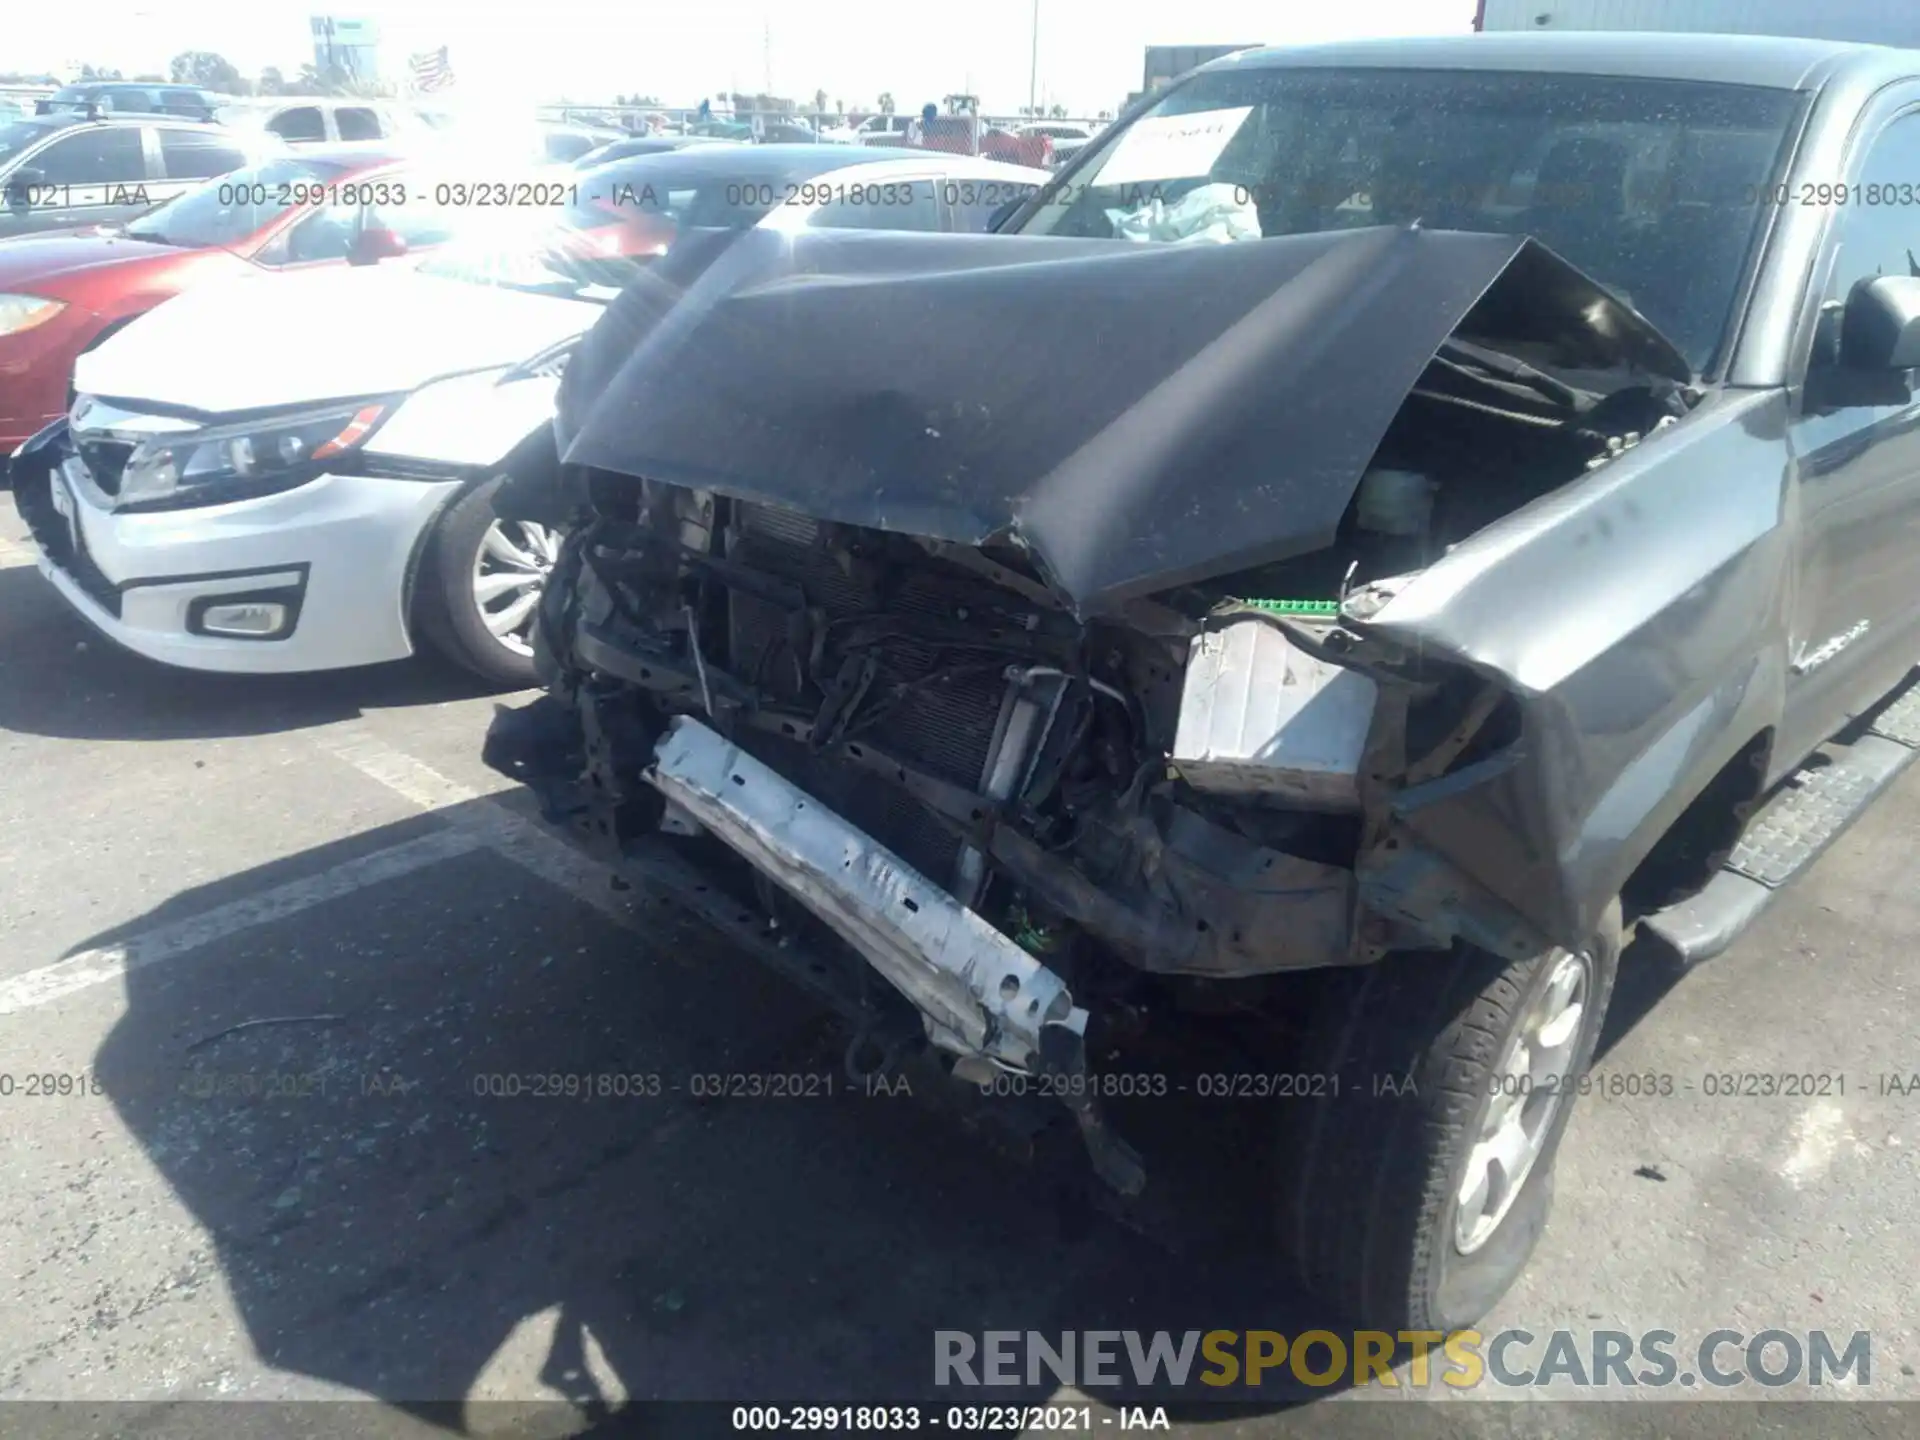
645, 715, 1143, 1195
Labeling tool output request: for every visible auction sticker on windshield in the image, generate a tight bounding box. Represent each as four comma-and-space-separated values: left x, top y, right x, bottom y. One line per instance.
1094, 105, 1252, 187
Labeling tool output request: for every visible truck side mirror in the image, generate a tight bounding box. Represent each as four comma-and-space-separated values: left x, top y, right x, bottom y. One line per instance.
1839, 274, 1920, 371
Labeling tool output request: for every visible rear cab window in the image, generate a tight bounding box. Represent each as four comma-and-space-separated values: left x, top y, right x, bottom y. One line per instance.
269, 107, 328, 143
335, 108, 383, 142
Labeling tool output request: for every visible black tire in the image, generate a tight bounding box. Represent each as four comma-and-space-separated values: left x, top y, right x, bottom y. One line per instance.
412, 474, 547, 688
1276, 904, 1621, 1332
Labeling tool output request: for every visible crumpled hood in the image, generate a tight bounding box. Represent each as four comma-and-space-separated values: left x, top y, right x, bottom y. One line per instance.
559, 224, 1689, 614
77, 264, 605, 416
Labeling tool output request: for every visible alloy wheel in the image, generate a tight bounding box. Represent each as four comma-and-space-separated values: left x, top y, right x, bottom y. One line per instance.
1453, 947, 1590, 1255
471, 519, 559, 658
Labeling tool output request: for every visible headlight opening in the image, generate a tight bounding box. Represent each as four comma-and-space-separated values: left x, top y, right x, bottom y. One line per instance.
116, 401, 392, 507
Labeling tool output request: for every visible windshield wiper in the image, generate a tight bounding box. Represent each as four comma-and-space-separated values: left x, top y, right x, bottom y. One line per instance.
119, 227, 187, 245
1436, 336, 1589, 411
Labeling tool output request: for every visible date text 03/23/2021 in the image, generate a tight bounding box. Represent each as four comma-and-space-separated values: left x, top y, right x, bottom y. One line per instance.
729, 1406, 1161, 1431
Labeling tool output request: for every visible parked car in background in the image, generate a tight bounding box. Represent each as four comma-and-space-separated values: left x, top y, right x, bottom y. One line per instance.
755, 119, 832, 144
570, 134, 737, 169
529, 124, 627, 164
854, 114, 916, 146
687, 119, 757, 142
9, 146, 1048, 686
2, 113, 267, 239
215, 98, 426, 146
0, 144, 408, 454
1017, 120, 1095, 165
415, 117, 626, 168
982, 124, 1053, 167
35, 82, 223, 121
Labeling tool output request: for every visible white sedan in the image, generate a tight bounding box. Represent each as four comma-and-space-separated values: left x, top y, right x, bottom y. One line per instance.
11, 147, 1049, 684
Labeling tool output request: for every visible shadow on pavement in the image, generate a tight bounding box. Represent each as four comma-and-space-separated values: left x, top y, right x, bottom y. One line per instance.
0, 563, 501, 743
87, 802, 1362, 1433
1596, 934, 1695, 1062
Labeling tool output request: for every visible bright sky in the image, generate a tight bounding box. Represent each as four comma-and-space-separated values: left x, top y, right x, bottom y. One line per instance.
11, 0, 1480, 115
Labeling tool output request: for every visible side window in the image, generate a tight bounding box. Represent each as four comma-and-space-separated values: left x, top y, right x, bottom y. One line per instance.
32, 128, 145, 185
158, 130, 245, 180
807, 178, 941, 231
281, 199, 359, 263
366, 197, 456, 248
949, 181, 1040, 233
103, 87, 157, 113
269, 107, 327, 143
335, 107, 381, 142
1826, 111, 1920, 304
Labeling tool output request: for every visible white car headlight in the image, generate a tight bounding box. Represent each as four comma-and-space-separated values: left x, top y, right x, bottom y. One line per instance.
117, 401, 393, 507
0, 294, 67, 337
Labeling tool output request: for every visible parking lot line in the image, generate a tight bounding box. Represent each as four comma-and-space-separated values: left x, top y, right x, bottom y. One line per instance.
0, 827, 485, 1017
306, 723, 648, 933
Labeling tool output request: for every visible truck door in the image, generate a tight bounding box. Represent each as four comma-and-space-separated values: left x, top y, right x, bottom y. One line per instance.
1783, 103, 1920, 764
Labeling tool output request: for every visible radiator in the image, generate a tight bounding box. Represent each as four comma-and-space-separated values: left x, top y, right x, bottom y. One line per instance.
722, 502, 1011, 887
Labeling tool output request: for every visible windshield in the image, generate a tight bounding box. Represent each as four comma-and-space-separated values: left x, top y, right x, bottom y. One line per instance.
122, 157, 356, 248
0, 118, 59, 165
417, 151, 861, 301
1011, 67, 1802, 374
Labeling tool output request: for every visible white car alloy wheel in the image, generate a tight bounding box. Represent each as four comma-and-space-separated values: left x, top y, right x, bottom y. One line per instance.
1453, 946, 1590, 1255
472, 519, 560, 658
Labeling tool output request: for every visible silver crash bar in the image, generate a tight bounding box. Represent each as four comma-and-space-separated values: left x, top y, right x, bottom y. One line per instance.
646, 715, 1087, 1072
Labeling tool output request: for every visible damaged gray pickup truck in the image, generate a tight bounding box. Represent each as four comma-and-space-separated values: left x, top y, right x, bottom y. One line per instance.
484, 33, 1920, 1329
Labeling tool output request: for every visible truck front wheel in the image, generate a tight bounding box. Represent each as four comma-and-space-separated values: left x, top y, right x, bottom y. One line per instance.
1276, 904, 1621, 1332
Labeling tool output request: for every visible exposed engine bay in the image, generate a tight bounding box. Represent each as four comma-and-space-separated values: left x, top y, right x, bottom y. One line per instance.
494, 323, 1681, 987
485, 222, 1694, 1190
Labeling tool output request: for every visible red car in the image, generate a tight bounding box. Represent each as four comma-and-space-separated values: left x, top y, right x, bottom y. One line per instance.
981, 128, 1053, 169
0, 144, 415, 454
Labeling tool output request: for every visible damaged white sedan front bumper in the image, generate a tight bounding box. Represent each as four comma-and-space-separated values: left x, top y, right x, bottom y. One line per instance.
647, 715, 1088, 1073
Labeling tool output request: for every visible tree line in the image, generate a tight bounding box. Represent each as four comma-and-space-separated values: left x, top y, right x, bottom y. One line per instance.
10, 54, 1098, 117
1, 52, 403, 98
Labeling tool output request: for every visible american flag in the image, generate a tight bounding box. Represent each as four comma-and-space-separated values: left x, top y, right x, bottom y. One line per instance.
409, 46, 454, 93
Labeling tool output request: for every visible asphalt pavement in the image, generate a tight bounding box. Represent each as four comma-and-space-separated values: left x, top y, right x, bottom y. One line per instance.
2, 493, 1918, 1440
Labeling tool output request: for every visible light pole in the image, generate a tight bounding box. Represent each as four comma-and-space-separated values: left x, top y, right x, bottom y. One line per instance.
1028, 0, 1038, 117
